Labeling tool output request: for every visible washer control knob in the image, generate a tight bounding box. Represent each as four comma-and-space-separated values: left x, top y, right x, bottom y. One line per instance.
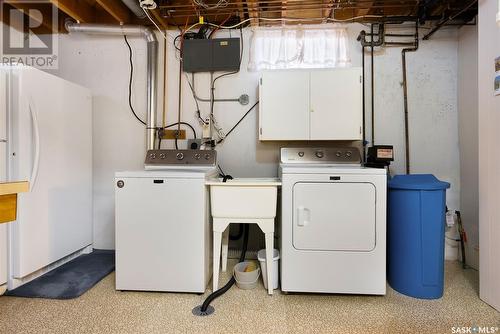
159, 153, 166, 159
205, 154, 211, 160
335, 151, 342, 157
298, 151, 305, 157
194, 153, 201, 160
315, 151, 324, 158
176, 152, 184, 160
149, 153, 156, 159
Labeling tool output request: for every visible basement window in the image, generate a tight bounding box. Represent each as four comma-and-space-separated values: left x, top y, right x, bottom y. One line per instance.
248, 24, 351, 71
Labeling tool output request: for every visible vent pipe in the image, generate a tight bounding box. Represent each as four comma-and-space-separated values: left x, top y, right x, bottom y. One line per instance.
121, 0, 147, 18
65, 21, 158, 151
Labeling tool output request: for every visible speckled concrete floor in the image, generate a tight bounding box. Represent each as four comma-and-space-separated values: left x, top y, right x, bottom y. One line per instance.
0, 261, 498, 334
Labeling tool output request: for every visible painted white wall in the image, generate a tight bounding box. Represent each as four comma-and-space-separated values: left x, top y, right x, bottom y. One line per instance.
50, 33, 148, 249
458, 24, 479, 270
478, 0, 500, 312
52, 24, 460, 249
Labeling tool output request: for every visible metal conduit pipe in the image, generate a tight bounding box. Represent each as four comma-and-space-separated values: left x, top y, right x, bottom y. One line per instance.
361, 44, 366, 163
65, 22, 158, 151
370, 24, 375, 146
121, 0, 147, 18
357, 23, 385, 47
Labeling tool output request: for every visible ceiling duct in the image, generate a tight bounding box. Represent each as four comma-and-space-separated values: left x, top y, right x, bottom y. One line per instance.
121, 0, 147, 18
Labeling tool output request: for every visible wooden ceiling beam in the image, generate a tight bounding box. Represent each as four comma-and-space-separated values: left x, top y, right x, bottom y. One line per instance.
95, 0, 131, 24
246, 0, 259, 25
357, 1, 375, 17
49, 0, 94, 23
149, 8, 168, 30
322, 0, 334, 20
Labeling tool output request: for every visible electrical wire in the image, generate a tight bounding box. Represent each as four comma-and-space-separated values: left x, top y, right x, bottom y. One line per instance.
208, 26, 244, 141
142, 6, 169, 41
161, 121, 197, 139
208, 14, 233, 38
216, 101, 259, 145
124, 35, 147, 126
192, 0, 229, 10
184, 73, 208, 124
183, 15, 395, 33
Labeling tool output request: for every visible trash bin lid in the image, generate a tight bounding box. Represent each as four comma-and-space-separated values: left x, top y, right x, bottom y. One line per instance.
388, 174, 450, 190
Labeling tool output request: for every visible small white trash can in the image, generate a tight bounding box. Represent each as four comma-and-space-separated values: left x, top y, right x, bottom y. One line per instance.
257, 249, 279, 290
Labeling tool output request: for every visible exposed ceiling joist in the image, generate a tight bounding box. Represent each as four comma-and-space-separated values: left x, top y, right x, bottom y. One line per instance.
246, 0, 259, 25
150, 8, 169, 30
95, 0, 130, 24
50, 0, 94, 23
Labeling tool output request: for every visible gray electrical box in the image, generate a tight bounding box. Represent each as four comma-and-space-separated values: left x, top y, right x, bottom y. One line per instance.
182, 38, 240, 73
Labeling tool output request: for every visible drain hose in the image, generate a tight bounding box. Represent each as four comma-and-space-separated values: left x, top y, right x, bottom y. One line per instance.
200, 223, 249, 312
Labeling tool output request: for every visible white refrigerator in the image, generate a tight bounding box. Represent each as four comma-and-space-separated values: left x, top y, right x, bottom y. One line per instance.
0, 65, 93, 289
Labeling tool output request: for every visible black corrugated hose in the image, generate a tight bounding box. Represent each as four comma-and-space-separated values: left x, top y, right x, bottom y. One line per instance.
199, 223, 249, 313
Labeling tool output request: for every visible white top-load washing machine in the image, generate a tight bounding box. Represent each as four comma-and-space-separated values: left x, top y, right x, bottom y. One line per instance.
279, 147, 387, 294
115, 150, 217, 293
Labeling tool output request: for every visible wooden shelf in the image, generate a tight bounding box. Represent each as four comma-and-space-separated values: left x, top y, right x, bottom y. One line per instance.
0, 181, 29, 196
0, 181, 29, 224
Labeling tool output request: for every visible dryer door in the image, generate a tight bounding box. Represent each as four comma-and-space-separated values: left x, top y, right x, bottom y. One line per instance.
293, 182, 376, 251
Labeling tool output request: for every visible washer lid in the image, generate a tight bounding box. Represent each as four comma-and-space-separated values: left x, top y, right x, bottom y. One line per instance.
388, 174, 450, 190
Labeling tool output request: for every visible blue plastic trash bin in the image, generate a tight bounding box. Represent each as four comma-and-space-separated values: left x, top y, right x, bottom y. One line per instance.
387, 174, 450, 299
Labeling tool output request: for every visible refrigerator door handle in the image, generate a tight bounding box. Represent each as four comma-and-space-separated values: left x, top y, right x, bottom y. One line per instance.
28, 97, 40, 191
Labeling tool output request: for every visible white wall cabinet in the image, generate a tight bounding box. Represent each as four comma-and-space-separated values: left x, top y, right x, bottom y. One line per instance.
259, 68, 363, 141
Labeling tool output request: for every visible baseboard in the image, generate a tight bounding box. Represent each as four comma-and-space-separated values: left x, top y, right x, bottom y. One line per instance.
7, 244, 93, 290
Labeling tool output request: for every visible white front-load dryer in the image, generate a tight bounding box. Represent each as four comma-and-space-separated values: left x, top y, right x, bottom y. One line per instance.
279, 148, 387, 294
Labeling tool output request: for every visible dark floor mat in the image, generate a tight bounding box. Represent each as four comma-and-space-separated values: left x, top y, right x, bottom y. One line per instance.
5, 250, 115, 299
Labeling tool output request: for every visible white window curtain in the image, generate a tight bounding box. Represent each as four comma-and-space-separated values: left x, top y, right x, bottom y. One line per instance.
248, 24, 351, 71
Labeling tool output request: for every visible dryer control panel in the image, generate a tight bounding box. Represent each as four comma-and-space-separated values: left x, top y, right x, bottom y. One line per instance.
280, 147, 361, 165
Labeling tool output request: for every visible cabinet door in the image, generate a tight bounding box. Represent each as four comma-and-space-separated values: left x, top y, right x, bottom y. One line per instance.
259, 71, 310, 140
310, 68, 363, 140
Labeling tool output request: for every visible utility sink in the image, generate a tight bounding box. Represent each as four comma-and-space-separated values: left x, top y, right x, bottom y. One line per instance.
206, 178, 281, 219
